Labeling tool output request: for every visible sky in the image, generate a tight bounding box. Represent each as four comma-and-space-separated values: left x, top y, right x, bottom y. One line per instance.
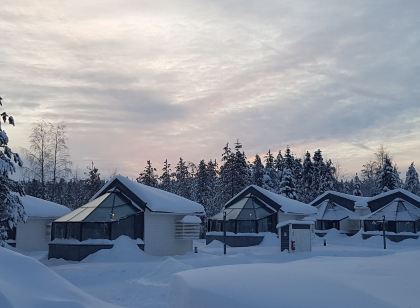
1, 0, 420, 179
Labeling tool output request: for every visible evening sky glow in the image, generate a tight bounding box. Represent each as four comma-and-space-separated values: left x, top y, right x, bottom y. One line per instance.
1, 0, 420, 178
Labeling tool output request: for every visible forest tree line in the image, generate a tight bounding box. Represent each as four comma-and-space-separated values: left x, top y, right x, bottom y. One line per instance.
21, 122, 420, 217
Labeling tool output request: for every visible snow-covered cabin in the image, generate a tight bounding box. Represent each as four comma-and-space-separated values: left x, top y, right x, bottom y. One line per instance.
49, 175, 205, 261
207, 185, 316, 247
310, 191, 370, 235
5, 195, 70, 251
362, 189, 420, 240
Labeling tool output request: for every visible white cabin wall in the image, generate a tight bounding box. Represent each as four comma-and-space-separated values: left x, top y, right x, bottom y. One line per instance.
16, 218, 53, 251
144, 210, 192, 256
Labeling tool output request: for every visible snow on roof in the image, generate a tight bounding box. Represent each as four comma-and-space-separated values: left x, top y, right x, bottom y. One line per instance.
364, 199, 420, 221
179, 215, 202, 224
276, 220, 315, 228
310, 191, 370, 208
316, 199, 357, 221
249, 185, 317, 215
19, 195, 70, 218
92, 175, 205, 215
368, 188, 420, 204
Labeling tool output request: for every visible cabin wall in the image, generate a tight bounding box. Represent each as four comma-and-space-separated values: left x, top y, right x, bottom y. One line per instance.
16, 218, 53, 251
144, 211, 192, 256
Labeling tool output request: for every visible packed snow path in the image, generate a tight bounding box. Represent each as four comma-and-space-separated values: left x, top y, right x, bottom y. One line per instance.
36, 233, 420, 308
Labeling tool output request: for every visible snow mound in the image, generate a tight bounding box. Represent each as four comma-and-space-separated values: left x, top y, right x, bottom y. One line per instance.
140, 257, 193, 284
169, 264, 394, 308
259, 233, 279, 247
83, 236, 149, 263
0, 247, 117, 308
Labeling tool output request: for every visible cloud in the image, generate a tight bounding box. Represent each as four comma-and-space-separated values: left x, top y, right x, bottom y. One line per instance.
1, 0, 419, 177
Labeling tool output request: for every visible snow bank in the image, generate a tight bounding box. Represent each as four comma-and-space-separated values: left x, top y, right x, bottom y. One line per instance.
0, 247, 117, 308
169, 263, 394, 308
83, 236, 149, 263
258, 233, 279, 247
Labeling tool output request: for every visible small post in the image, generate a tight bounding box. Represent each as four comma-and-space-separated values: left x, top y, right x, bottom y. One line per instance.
194, 246, 198, 253
323, 238, 326, 246
382, 215, 387, 250
223, 211, 227, 255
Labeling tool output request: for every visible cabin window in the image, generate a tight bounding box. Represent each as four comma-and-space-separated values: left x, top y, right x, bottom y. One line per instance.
111, 216, 134, 239
53, 223, 67, 239
396, 221, 414, 233
66, 223, 81, 240
237, 220, 256, 233
258, 218, 268, 232
82, 223, 109, 240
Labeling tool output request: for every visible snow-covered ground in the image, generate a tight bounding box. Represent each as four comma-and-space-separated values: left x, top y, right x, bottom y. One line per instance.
4, 232, 420, 308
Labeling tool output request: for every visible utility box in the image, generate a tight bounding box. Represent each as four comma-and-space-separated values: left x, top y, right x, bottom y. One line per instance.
277, 220, 314, 252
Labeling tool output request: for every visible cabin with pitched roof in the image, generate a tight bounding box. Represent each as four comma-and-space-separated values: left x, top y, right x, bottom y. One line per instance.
310, 191, 370, 236
48, 175, 205, 260
362, 189, 420, 241
4, 195, 70, 251
207, 185, 316, 247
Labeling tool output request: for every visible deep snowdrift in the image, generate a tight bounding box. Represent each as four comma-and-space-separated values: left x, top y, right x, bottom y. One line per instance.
0, 247, 117, 308
170, 263, 394, 308
83, 236, 150, 263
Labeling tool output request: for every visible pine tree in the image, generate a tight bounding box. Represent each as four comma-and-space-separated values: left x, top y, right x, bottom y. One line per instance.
174, 157, 191, 198
251, 154, 264, 187
279, 167, 297, 199
232, 140, 250, 194
404, 162, 420, 195
310, 149, 324, 198
219, 141, 250, 202
205, 160, 222, 217
160, 159, 173, 192
263, 150, 277, 192
0, 97, 26, 245
83, 162, 103, 203
377, 155, 400, 192
219, 143, 234, 202
136, 160, 158, 187
353, 174, 362, 196
301, 151, 314, 202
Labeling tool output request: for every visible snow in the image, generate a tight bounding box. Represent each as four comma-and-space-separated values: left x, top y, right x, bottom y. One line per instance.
316, 199, 357, 221
51, 237, 144, 245
170, 264, 394, 308
364, 198, 420, 221
5, 229, 420, 308
0, 247, 117, 308
249, 185, 317, 215
91, 175, 205, 215
276, 220, 314, 228
179, 215, 201, 224
82, 236, 149, 263
19, 195, 70, 218
368, 188, 420, 204
310, 190, 371, 208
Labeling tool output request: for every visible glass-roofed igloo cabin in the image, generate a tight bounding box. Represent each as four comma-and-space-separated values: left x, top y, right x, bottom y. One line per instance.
49, 175, 204, 261
51, 189, 144, 244
209, 192, 277, 233
207, 185, 317, 246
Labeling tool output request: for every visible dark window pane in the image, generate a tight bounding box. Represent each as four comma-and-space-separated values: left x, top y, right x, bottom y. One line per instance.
82, 223, 109, 240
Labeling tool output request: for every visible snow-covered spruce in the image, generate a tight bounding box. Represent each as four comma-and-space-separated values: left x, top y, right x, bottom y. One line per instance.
0, 97, 26, 245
